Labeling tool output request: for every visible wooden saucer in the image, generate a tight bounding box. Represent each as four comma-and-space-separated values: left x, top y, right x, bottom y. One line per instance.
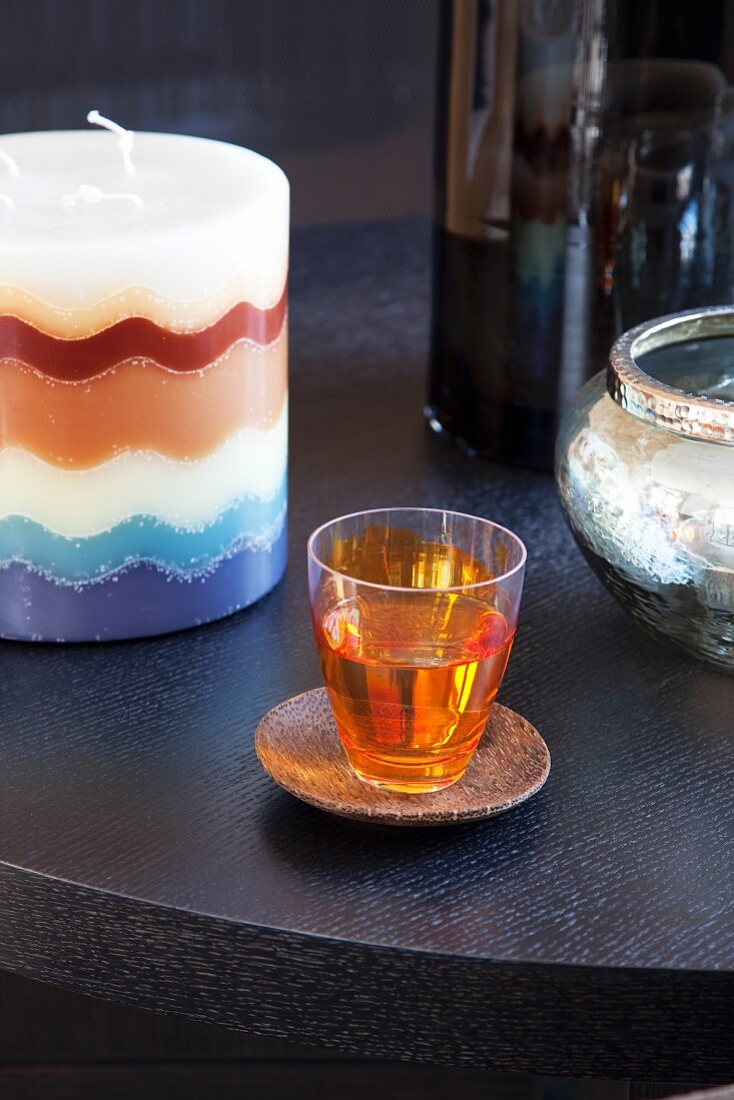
255, 688, 550, 827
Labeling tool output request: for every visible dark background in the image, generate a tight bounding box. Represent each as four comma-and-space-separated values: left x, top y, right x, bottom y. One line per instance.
0, 0, 438, 225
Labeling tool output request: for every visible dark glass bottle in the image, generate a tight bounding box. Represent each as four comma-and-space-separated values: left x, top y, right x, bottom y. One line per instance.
428, 0, 593, 469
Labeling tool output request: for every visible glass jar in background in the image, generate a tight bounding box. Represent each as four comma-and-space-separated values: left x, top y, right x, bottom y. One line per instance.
428, 0, 734, 470
556, 306, 734, 672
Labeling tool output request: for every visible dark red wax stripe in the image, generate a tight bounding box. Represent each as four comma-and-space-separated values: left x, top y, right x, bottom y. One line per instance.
0, 287, 287, 381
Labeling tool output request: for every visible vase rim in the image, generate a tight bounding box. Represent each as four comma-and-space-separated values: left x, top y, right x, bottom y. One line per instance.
608, 305, 734, 445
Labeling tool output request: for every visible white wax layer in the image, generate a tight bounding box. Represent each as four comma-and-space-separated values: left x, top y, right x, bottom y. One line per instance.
0, 131, 289, 310
0, 408, 287, 536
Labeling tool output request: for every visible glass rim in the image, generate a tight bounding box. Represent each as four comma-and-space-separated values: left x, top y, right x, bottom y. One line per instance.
306, 507, 527, 594
608, 305, 734, 444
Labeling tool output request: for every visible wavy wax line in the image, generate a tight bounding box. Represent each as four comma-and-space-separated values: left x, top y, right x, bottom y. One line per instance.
0, 508, 286, 586
5, 323, 288, 384
0, 288, 287, 380
0, 529, 288, 642
0, 270, 289, 337
0, 336, 287, 468
0, 492, 286, 582
0, 408, 287, 537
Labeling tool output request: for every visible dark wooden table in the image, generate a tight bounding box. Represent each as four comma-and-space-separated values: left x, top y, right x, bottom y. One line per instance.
0, 222, 731, 1086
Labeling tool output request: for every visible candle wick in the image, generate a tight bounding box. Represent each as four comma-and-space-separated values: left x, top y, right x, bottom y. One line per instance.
0, 193, 15, 211
62, 184, 143, 209
86, 109, 135, 177
0, 148, 20, 177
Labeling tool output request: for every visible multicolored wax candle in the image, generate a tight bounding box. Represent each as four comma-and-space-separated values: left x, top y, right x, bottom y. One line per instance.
0, 123, 288, 641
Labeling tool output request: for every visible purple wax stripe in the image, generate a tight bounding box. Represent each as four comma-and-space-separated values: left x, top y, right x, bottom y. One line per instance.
0, 527, 287, 642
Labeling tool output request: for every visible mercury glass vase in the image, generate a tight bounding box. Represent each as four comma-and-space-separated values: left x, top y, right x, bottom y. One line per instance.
556, 306, 734, 672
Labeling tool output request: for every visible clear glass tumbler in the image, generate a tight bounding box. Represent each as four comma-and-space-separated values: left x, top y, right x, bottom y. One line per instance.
307, 508, 526, 793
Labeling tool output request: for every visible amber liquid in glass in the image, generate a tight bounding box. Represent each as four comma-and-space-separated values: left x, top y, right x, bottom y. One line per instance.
313, 529, 514, 792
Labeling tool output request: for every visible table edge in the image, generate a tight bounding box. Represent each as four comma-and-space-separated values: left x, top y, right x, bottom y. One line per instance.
1, 861, 731, 1081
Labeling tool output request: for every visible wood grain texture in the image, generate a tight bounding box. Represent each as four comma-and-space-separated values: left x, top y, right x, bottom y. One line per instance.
0, 972, 647, 1099
0, 222, 732, 1082
256, 689, 550, 825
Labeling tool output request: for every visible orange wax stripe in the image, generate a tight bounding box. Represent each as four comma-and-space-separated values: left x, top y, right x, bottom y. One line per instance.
0, 337, 287, 468
0, 289, 287, 381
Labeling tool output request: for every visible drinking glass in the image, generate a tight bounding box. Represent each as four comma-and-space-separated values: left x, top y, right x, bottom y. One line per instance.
307, 508, 526, 794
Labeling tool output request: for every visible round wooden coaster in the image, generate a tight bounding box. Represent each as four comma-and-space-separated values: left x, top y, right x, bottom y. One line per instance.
255, 688, 550, 827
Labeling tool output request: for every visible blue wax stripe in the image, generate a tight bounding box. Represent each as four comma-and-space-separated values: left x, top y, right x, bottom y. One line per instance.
0, 481, 286, 582
0, 527, 288, 642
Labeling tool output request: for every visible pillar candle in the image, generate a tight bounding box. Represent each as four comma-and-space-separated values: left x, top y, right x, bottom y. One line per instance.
0, 127, 288, 641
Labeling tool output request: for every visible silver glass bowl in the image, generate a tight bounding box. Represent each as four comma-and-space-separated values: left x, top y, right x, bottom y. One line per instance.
556, 306, 734, 672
